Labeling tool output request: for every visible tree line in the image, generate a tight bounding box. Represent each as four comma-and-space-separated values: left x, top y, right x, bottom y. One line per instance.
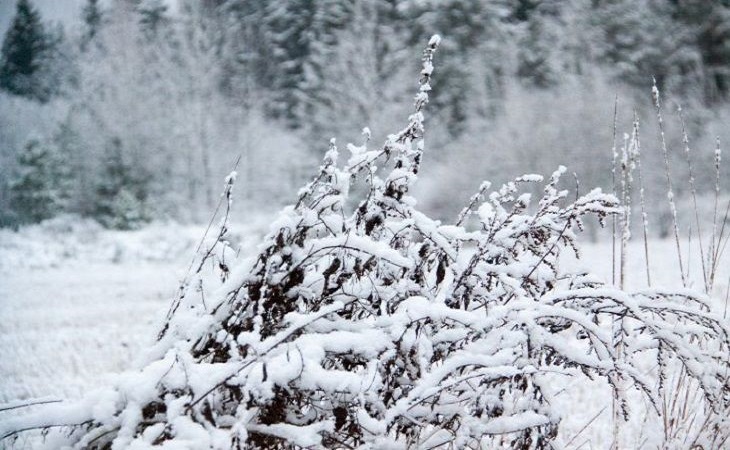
1, 0, 729, 228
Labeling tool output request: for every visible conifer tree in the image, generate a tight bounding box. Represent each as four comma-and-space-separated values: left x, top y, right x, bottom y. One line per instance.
516, 6, 558, 88
51, 115, 87, 215
138, 0, 170, 37
221, 0, 272, 101
405, 0, 513, 136
265, 0, 352, 127
675, 0, 730, 103
94, 137, 148, 230
9, 138, 64, 224
262, 0, 315, 124
81, 0, 102, 48
299, 0, 409, 145
0, 0, 53, 102
592, 0, 702, 96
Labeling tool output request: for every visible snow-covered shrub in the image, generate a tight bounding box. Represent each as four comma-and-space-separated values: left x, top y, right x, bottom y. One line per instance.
2, 36, 729, 450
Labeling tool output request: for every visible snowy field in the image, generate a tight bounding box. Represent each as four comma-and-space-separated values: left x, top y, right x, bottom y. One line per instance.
1, 218, 728, 449
0, 261, 179, 403
0, 217, 268, 393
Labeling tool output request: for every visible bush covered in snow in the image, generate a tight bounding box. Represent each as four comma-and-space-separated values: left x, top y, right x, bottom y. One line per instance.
2, 37, 729, 450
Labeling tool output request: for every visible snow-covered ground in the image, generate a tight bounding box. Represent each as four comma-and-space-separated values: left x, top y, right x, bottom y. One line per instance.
0, 216, 268, 402
0, 218, 727, 449
0, 215, 259, 271
0, 261, 179, 403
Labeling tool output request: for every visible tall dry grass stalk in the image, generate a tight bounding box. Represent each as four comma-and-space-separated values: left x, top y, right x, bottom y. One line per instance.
607, 93, 730, 450
708, 139, 730, 294
652, 81, 687, 287
678, 107, 709, 292
649, 102, 730, 450
722, 277, 730, 319
619, 131, 633, 290
711, 140, 721, 287
612, 120, 638, 450
611, 96, 619, 286
633, 112, 652, 287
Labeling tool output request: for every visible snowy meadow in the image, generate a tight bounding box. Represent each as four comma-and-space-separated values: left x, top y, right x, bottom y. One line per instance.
2, 229, 728, 449
2, 38, 730, 449
2, 1, 730, 449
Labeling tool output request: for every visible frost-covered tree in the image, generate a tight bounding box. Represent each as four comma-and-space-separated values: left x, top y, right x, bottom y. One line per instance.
262, 0, 354, 127
215, 0, 268, 101
81, 0, 103, 48
592, 0, 703, 97
675, 0, 730, 104
93, 137, 149, 230
138, 0, 170, 37
69, 1, 217, 220
0, 0, 54, 102
46, 0, 316, 224
3, 36, 729, 450
50, 114, 93, 216
404, 0, 514, 137
8, 138, 66, 224
262, 0, 317, 125
516, 4, 559, 88
0, 87, 67, 227
299, 0, 411, 146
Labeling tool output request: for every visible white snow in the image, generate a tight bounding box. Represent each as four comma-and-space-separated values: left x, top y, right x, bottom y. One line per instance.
1, 222, 726, 449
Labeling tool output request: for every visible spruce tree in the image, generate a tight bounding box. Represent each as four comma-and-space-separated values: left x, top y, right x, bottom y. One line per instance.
675, 0, 730, 103
138, 0, 170, 37
0, 0, 53, 102
51, 116, 86, 215
299, 0, 408, 146
94, 137, 148, 230
516, 4, 559, 88
592, 0, 702, 97
222, 0, 272, 100
81, 0, 102, 48
264, 0, 317, 125
9, 139, 63, 224
406, 0, 513, 135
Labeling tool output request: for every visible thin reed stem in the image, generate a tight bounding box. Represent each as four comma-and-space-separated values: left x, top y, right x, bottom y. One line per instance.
678, 107, 708, 292
722, 277, 730, 319
652, 81, 687, 287
633, 112, 651, 287
613, 131, 631, 450
710, 139, 722, 290
611, 95, 618, 286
